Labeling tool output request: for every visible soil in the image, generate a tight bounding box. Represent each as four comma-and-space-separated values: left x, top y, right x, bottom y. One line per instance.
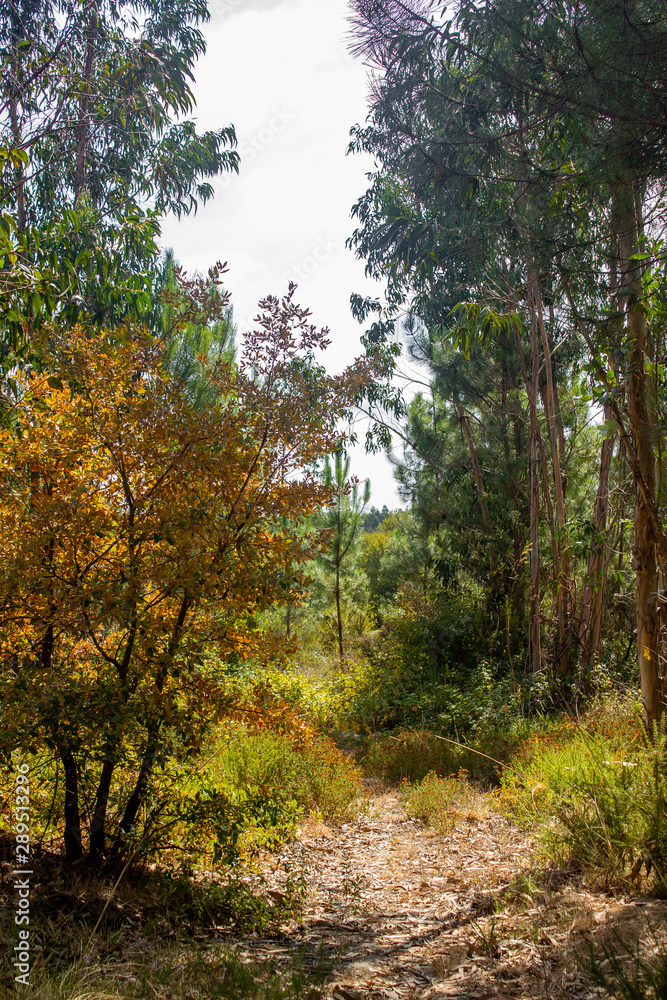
235, 788, 667, 999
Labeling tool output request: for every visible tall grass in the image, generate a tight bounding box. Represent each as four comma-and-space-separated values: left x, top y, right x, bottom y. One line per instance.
17, 948, 327, 1000
401, 770, 486, 833
500, 696, 667, 888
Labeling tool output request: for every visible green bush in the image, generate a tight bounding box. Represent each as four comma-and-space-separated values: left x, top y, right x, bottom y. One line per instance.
134, 726, 362, 868
357, 717, 539, 785
401, 770, 484, 833
205, 727, 362, 823
320, 585, 530, 746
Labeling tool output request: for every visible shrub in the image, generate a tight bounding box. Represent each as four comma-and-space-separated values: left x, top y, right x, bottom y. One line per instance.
205, 727, 362, 822
401, 770, 484, 834
500, 696, 667, 887
132, 726, 362, 867
357, 717, 540, 785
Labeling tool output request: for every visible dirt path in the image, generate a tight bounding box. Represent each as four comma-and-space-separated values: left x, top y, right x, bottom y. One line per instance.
239, 791, 667, 1000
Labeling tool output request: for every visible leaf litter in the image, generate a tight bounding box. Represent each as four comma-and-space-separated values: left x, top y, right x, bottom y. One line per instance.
233, 786, 667, 999
5, 785, 667, 998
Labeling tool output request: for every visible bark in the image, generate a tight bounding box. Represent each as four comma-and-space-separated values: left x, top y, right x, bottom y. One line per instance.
578, 404, 616, 680
60, 750, 83, 862
515, 323, 558, 573
87, 749, 115, 862
552, 375, 568, 499
529, 425, 542, 673
113, 733, 159, 857
530, 273, 571, 677
616, 184, 664, 728
9, 92, 25, 232
74, 10, 98, 203
515, 320, 543, 673
112, 593, 191, 858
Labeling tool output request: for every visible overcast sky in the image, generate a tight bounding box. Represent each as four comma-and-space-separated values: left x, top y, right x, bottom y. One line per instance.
159, 0, 407, 508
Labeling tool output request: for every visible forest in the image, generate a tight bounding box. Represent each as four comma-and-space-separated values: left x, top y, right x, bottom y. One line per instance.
2, 0, 667, 998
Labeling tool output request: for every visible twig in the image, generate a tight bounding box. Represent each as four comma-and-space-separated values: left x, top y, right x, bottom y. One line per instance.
83, 851, 135, 955
397, 731, 526, 780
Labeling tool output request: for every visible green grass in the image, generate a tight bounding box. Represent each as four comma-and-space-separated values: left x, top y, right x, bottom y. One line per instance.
499, 695, 667, 888
401, 769, 486, 834
13, 946, 329, 1000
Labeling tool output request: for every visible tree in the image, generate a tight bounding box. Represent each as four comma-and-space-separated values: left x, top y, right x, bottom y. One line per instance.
315, 451, 371, 664
0, 0, 238, 400
0, 285, 369, 863
348, 0, 667, 721
158, 249, 237, 407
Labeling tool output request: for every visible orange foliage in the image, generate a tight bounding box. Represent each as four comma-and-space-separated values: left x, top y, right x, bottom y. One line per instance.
0, 285, 374, 858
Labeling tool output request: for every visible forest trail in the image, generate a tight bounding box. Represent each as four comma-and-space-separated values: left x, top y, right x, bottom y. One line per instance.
238, 790, 667, 1000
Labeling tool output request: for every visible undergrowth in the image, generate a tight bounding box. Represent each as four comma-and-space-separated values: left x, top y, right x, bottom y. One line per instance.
499, 695, 667, 889
356, 719, 543, 785
401, 769, 485, 833
13, 947, 328, 999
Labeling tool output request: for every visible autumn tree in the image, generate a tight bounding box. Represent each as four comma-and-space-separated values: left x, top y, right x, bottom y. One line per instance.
0, 285, 369, 863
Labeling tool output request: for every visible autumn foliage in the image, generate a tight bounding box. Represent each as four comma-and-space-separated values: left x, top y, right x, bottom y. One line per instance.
0, 286, 367, 863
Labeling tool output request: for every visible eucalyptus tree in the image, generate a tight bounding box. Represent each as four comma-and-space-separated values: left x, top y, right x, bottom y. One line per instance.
0, 0, 238, 385
348, 0, 667, 722
348, 0, 591, 682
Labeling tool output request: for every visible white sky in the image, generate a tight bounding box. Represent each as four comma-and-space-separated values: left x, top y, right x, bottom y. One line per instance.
159, 0, 407, 508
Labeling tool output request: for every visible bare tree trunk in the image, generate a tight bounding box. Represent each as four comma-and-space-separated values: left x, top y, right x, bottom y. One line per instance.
9, 93, 26, 232
578, 404, 616, 681
616, 184, 664, 728
88, 749, 115, 863
516, 319, 543, 673
112, 731, 159, 859
530, 273, 571, 678
60, 749, 83, 862
515, 320, 546, 672
74, 9, 97, 203
515, 324, 558, 571
529, 428, 541, 673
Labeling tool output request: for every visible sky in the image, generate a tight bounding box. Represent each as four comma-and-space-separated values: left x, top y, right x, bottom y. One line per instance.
159, 0, 409, 508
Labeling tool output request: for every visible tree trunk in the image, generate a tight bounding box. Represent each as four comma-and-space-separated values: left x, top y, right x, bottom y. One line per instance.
74, 10, 98, 203
520, 317, 543, 674
578, 404, 616, 681
335, 561, 344, 664
616, 184, 664, 728
87, 749, 116, 863
112, 733, 159, 859
60, 749, 83, 862
9, 92, 26, 232
530, 273, 571, 678
529, 425, 542, 674
514, 319, 544, 673
515, 321, 558, 584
